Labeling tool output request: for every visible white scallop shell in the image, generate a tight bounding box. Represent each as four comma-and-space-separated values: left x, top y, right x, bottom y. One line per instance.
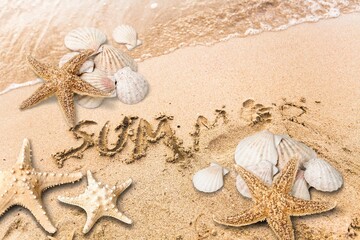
112, 25, 142, 50
76, 69, 116, 109
113, 67, 149, 104
304, 158, 343, 192
234, 130, 278, 167
94, 44, 137, 75
193, 163, 229, 193
236, 160, 278, 198
59, 52, 94, 74
276, 135, 317, 170
291, 170, 310, 200
64, 27, 107, 51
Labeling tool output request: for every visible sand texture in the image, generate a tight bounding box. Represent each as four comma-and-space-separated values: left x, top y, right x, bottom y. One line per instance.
0, 13, 359, 239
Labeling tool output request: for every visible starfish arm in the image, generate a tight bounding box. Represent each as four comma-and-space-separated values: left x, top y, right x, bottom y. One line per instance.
56, 89, 75, 126
287, 196, 336, 216
72, 76, 112, 97
27, 55, 57, 80
58, 194, 87, 209
16, 138, 32, 166
38, 172, 83, 192
0, 188, 15, 217
105, 208, 133, 225
272, 158, 298, 194
267, 213, 295, 240
114, 178, 132, 196
19, 83, 56, 110
234, 165, 269, 200
62, 49, 94, 75
213, 204, 266, 227
82, 211, 101, 234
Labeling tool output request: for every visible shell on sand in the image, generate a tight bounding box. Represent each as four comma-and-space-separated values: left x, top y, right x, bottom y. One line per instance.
64, 27, 107, 51
112, 24, 142, 50
236, 160, 278, 198
193, 163, 229, 193
234, 130, 278, 167
276, 134, 317, 170
94, 44, 137, 75
304, 158, 343, 192
113, 67, 149, 105
292, 170, 310, 200
77, 69, 115, 109
59, 52, 94, 74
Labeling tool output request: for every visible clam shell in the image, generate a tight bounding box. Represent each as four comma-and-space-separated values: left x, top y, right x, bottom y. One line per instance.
94, 44, 137, 75
276, 135, 317, 170
291, 170, 310, 200
193, 163, 229, 193
59, 52, 94, 74
114, 67, 149, 104
304, 158, 343, 192
234, 130, 278, 167
64, 27, 107, 51
77, 69, 115, 109
112, 25, 141, 50
236, 160, 278, 198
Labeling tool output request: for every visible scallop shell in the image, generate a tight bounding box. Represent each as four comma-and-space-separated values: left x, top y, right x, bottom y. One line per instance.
94, 44, 137, 75
236, 160, 278, 198
64, 27, 107, 51
291, 170, 310, 200
112, 25, 142, 50
234, 130, 278, 167
76, 69, 116, 109
304, 158, 343, 192
276, 135, 317, 170
59, 52, 94, 74
113, 67, 149, 104
193, 163, 229, 193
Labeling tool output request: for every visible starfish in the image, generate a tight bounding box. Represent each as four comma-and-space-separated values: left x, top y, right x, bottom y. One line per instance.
213, 158, 336, 240
0, 139, 83, 233
58, 171, 133, 234
20, 50, 111, 126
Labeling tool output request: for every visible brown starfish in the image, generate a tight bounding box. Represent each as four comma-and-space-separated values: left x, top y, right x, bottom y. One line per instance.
213, 158, 336, 240
20, 50, 111, 126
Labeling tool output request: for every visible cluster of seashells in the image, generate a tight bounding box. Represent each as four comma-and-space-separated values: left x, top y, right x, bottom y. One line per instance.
63, 25, 148, 108
192, 130, 343, 200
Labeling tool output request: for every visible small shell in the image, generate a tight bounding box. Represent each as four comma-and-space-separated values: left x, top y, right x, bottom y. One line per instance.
234, 130, 278, 167
59, 52, 94, 74
304, 158, 343, 192
193, 163, 229, 193
276, 135, 317, 170
64, 27, 107, 51
94, 44, 137, 75
292, 170, 310, 200
114, 67, 149, 104
77, 69, 115, 109
112, 25, 141, 50
236, 160, 278, 198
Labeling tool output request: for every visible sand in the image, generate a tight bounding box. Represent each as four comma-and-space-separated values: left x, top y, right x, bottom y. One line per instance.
0, 13, 359, 239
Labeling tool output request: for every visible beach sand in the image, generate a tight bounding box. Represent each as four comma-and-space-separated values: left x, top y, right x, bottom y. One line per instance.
0, 13, 359, 239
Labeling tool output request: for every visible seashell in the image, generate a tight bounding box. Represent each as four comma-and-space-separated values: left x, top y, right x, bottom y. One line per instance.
64, 27, 107, 51
234, 130, 278, 167
76, 69, 116, 109
59, 52, 94, 74
291, 170, 310, 200
193, 163, 229, 193
236, 160, 278, 198
113, 67, 149, 104
304, 158, 343, 192
276, 135, 317, 170
112, 25, 142, 50
94, 44, 137, 75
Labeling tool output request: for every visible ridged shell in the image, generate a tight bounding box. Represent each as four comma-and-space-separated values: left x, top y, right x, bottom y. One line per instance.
112, 25, 141, 50
236, 160, 278, 198
94, 44, 137, 75
291, 170, 310, 200
234, 130, 278, 167
304, 158, 343, 192
193, 163, 229, 193
276, 135, 317, 170
114, 67, 149, 104
59, 52, 94, 74
64, 27, 107, 51
76, 69, 115, 109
